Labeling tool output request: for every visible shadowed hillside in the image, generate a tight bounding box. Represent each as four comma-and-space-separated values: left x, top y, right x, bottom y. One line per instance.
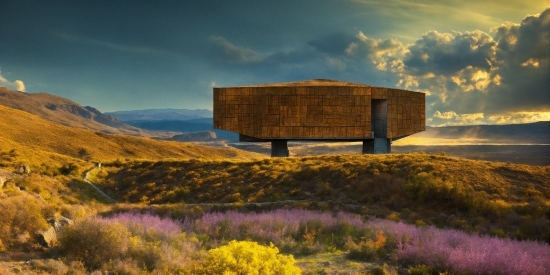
0, 105, 262, 171
94, 153, 550, 242
0, 87, 146, 135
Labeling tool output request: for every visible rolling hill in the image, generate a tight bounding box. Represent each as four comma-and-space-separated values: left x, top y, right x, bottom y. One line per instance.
93, 153, 550, 242
0, 104, 262, 171
0, 87, 146, 135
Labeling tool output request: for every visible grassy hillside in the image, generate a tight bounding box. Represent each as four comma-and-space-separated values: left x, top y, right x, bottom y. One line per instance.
0, 86, 147, 135
0, 104, 262, 172
94, 153, 550, 242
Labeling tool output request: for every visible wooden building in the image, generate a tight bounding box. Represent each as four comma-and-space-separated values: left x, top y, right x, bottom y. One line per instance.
214, 79, 425, 156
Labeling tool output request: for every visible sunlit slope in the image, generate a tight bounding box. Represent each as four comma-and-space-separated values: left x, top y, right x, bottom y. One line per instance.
95, 154, 550, 241
0, 87, 146, 135
0, 105, 262, 168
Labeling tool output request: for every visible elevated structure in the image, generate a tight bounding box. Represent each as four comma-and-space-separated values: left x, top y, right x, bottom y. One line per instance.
214, 79, 425, 156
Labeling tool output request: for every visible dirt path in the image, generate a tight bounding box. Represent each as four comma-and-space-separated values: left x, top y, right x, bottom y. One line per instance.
83, 168, 116, 203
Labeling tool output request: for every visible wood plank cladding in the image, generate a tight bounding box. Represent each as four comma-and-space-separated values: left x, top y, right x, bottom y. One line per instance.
213, 79, 425, 140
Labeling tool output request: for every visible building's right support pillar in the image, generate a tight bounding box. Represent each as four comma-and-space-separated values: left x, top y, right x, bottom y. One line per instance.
373, 138, 391, 154
271, 140, 289, 157
362, 140, 374, 154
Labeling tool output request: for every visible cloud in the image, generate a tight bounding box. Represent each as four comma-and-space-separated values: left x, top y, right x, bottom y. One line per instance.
14, 80, 25, 92
428, 110, 486, 126
0, 70, 26, 92
385, 7, 550, 125
344, 31, 408, 72
487, 112, 550, 124
209, 36, 263, 64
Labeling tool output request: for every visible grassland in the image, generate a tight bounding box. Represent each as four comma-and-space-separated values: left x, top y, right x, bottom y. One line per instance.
93, 154, 550, 242
0, 104, 262, 173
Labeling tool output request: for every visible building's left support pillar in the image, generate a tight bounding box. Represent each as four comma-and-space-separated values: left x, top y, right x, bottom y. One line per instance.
271, 140, 289, 157
362, 140, 374, 154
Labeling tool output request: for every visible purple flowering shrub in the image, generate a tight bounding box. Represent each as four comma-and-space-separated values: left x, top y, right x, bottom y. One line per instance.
61, 212, 200, 273
69, 210, 550, 274
101, 211, 182, 237
183, 209, 376, 254
186, 210, 550, 274
370, 219, 550, 275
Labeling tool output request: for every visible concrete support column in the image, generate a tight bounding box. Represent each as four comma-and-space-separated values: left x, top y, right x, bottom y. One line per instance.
362, 140, 374, 154
271, 140, 289, 157
373, 138, 391, 154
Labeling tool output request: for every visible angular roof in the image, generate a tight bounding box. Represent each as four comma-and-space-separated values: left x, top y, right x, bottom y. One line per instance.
228, 79, 372, 88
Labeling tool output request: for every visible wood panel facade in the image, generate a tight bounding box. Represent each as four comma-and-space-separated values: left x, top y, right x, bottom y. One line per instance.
213, 79, 424, 140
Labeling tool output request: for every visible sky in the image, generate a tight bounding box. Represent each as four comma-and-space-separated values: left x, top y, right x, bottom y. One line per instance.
0, 0, 549, 126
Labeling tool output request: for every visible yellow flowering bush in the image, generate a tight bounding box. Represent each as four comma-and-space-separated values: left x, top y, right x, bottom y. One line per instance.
191, 240, 301, 275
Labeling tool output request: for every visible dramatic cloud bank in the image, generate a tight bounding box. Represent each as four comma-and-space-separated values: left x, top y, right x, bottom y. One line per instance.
209, 7, 549, 126
384, 8, 550, 126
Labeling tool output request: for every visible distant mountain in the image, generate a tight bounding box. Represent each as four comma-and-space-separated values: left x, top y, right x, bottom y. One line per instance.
125, 119, 238, 141
0, 87, 145, 135
418, 121, 550, 144
106, 108, 213, 121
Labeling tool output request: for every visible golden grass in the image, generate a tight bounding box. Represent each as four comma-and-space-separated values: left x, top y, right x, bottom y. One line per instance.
94, 153, 550, 241
0, 105, 262, 170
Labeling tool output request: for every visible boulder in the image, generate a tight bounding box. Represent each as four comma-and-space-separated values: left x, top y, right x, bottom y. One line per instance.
48, 216, 74, 233
36, 227, 57, 247
15, 164, 31, 174
36, 217, 74, 247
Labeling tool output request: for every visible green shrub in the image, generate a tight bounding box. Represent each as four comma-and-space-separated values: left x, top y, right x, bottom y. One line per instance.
191, 240, 301, 275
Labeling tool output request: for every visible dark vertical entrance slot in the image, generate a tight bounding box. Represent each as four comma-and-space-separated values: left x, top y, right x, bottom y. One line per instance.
371, 99, 388, 138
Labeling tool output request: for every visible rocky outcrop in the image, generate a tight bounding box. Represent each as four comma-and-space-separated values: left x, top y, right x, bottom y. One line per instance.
15, 164, 31, 174
35, 217, 74, 248
36, 227, 57, 247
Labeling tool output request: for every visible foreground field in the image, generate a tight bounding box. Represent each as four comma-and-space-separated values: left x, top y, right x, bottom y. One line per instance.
93, 153, 550, 242
3, 210, 549, 274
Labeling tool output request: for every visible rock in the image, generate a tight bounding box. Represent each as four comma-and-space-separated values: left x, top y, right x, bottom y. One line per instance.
0, 176, 5, 188
48, 216, 74, 233
36, 217, 74, 247
15, 164, 31, 174
36, 227, 57, 247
